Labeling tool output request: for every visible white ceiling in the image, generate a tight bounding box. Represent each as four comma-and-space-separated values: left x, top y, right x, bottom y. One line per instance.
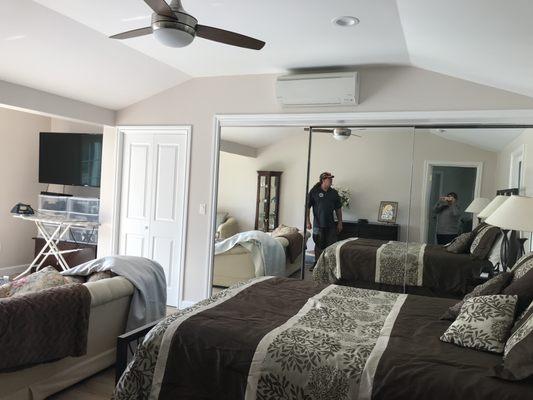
34, 0, 409, 78
0, 0, 189, 109
222, 127, 303, 150
429, 128, 524, 152
397, 0, 533, 99
2, 0, 533, 109
224, 126, 524, 153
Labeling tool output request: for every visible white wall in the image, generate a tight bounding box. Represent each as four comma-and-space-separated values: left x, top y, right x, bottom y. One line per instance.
495, 129, 533, 196
115, 66, 533, 304
0, 108, 51, 269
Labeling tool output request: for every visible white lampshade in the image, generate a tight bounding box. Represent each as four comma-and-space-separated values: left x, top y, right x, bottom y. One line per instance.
477, 195, 511, 219
465, 197, 491, 214
486, 196, 533, 232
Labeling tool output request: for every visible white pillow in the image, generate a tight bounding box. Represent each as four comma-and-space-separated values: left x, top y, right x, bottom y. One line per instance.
488, 233, 504, 268
216, 212, 229, 228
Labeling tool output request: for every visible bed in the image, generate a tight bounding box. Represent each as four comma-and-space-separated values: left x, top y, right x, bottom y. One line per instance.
312, 238, 493, 298
113, 277, 533, 400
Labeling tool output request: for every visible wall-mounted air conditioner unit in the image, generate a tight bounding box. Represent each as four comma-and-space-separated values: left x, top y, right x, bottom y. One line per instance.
276, 72, 359, 107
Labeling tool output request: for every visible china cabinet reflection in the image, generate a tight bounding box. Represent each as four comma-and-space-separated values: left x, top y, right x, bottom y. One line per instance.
255, 171, 282, 231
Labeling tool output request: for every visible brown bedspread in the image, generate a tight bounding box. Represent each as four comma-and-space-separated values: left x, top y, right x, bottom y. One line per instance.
371, 295, 533, 400
337, 239, 489, 297
0, 283, 91, 371
158, 278, 325, 399
279, 232, 304, 263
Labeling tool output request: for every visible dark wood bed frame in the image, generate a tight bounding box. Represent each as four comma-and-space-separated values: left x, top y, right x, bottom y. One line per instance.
116, 320, 160, 383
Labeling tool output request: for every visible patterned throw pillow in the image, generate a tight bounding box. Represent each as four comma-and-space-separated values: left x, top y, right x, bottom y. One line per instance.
440, 272, 513, 321
86, 271, 114, 282
446, 232, 475, 254
0, 283, 10, 298
470, 225, 501, 259
510, 252, 533, 282
64, 275, 87, 284
7, 266, 67, 298
440, 295, 517, 353
493, 303, 533, 380
503, 261, 533, 315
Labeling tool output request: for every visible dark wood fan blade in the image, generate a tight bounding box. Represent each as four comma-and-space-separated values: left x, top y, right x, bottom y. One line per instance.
196, 25, 265, 50
110, 27, 153, 40
143, 0, 175, 18
304, 128, 334, 133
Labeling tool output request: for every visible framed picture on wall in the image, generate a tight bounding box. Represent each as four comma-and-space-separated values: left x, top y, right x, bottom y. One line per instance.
378, 201, 398, 223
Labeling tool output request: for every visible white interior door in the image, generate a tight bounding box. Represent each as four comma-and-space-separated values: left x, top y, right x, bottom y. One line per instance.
119, 134, 153, 258
119, 128, 190, 307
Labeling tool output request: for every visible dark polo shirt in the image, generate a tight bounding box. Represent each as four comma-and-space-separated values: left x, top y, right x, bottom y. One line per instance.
307, 186, 342, 229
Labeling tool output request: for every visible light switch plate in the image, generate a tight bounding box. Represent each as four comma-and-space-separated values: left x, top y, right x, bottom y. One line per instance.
199, 203, 207, 215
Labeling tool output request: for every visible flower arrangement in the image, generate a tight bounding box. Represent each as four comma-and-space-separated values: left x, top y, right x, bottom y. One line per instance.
336, 187, 351, 209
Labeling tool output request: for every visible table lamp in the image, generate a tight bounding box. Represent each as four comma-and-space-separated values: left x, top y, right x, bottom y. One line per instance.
477, 195, 511, 220
486, 196, 533, 270
465, 197, 491, 223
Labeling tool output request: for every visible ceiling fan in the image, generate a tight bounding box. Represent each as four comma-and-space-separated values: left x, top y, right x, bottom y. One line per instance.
110, 0, 265, 50
305, 127, 363, 141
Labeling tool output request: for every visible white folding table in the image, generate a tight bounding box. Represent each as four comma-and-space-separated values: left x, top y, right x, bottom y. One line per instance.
13, 213, 99, 279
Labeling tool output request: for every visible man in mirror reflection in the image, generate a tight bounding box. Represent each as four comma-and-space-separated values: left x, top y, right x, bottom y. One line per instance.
434, 192, 461, 245
306, 172, 343, 266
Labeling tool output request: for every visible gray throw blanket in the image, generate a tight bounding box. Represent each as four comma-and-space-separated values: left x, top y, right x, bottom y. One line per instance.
0, 284, 91, 371
62, 256, 166, 330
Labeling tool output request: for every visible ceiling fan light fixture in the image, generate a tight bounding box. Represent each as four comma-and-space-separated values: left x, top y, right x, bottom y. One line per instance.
153, 22, 195, 47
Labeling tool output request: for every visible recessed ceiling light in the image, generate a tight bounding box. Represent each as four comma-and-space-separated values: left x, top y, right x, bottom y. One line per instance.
333, 16, 360, 27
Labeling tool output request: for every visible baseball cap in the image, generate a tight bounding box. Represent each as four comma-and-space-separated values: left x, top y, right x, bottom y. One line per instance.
320, 172, 334, 181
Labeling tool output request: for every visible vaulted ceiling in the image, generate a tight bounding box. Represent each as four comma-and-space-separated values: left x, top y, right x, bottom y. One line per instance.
2, 0, 533, 110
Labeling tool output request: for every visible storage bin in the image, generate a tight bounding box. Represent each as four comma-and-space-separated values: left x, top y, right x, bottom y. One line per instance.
69, 227, 98, 244
67, 212, 99, 223
38, 195, 68, 212
67, 197, 100, 215
37, 210, 68, 220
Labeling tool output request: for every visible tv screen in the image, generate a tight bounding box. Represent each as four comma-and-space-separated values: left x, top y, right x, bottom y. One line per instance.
39, 132, 103, 187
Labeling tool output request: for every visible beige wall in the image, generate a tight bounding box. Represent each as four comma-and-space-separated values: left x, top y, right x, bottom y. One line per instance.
115, 66, 533, 304
218, 130, 308, 232
0, 108, 51, 269
409, 130, 499, 242
218, 128, 500, 245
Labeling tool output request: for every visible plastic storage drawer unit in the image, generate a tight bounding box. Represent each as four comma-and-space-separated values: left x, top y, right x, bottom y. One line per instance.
69, 227, 98, 244
67, 197, 100, 214
39, 195, 68, 212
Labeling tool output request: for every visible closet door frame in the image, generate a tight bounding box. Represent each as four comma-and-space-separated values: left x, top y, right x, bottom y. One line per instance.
113, 125, 192, 308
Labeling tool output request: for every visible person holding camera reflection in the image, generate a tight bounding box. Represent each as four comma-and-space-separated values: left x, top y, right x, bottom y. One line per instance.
434, 192, 461, 245
306, 172, 343, 266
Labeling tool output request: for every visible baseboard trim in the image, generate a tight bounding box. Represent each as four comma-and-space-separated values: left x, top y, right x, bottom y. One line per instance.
0, 264, 29, 276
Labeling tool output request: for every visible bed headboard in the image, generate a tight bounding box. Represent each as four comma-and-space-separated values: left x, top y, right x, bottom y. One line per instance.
497, 188, 519, 196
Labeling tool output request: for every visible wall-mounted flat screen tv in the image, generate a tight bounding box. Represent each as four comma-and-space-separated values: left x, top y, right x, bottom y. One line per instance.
39, 132, 103, 187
